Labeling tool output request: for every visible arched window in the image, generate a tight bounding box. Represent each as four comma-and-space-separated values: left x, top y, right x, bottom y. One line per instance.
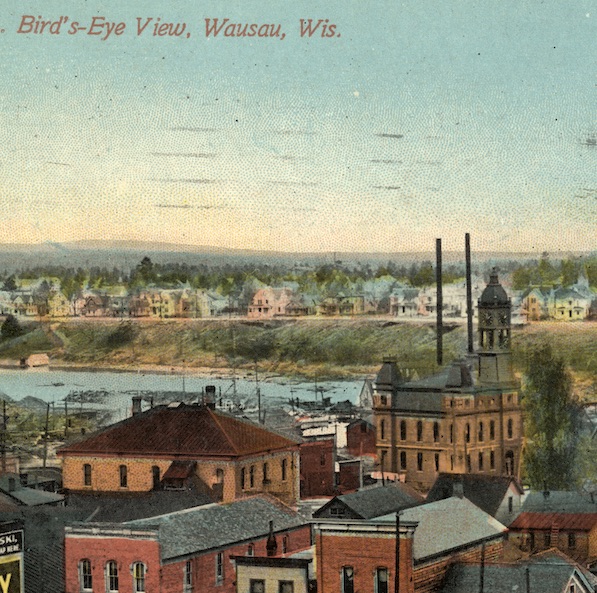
79, 559, 92, 591
478, 422, 484, 442
132, 562, 146, 593
247, 544, 254, 556
433, 422, 439, 442
507, 418, 513, 439
83, 464, 92, 487
119, 465, 128, 489
400, 420, 407, 441
342, 567, 354, 593
375, 567, 388, 593
106, 561, 119, 592
417, 421, 423, 442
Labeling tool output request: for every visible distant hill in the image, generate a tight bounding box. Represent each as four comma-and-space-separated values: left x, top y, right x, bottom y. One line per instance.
0, 241, 592, 273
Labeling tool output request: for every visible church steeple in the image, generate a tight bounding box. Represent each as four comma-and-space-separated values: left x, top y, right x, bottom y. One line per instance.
477, 269, 514, 384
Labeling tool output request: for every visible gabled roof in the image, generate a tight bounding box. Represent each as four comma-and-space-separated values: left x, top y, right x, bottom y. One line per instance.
426, 473, 523, 517
58, 404, 298, 458
376, 497, 508, 563
441, 550, 597, 593
125, 495, 307, 560
521, 490, 597, 514
509, 512, 597, 532
312, 483, 424, 520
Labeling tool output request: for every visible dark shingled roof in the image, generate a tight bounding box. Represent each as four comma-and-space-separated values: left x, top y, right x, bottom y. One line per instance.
313, 483, 424, 520
426, 473, 523, 517
66, 490, 214, 522
441, 551, 596, 593
520, 490, 597, 514
125, 495, 308, 560
375, 360, 403, 389
58, 404, 298, 458
510, 512, 597, 531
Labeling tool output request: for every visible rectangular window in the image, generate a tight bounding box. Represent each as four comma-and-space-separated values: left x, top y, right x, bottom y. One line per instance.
241, 468, 246, 490
83, 464, 92, 487
375, 568, 388, 593
119, 465, 128, 489
342, 567, 354, 593
417, 452, 423, 472
544, 533, 551, 548
250, 465, 255, 488
490, 451, 495, 470
279, 581, 294, 593
281, 458, 287, 481
250, 580, 265, 593
107, 561, 119, 592
568, 533, 576, 549
263, 462, 270, 483
508, 496, 513, 513
478, 452, 484, 471
216, 552, 224, 584
184, 560, 192, 590
434, 453, 439, 472
490, 420, 495, 440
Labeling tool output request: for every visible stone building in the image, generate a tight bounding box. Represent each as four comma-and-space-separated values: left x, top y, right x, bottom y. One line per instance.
373, 271, 523, 491
57, 403, 300, 505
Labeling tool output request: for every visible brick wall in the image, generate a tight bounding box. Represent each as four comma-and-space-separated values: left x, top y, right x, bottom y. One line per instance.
413, 539, 503, 593
316, 531, 414, 593
64, 533, 161, 593
300, 440, 335, 497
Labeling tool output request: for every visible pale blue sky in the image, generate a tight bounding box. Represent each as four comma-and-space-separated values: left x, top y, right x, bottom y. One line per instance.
1, 0, 595, 253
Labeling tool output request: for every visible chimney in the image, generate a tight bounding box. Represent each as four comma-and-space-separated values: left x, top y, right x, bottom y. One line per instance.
8, 477, 16, 492
436, 238, 443, 367
205, 385, 216, 409
452, 477, 464, 499
266, 520, 278, 556
132, 395, 143, 416
465, 233, 474, 354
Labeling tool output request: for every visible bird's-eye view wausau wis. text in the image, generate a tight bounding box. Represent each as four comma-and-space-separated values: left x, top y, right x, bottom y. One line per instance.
1, 1, 597, 592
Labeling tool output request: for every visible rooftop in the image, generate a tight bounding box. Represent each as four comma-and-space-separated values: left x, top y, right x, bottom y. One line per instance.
125, 495, 308, 561
58, 404, 298, 458
376, 496, 508, 563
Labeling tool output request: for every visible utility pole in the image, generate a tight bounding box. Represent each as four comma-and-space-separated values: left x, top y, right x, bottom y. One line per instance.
0, 400, 8, 474
42, 402, 50, 468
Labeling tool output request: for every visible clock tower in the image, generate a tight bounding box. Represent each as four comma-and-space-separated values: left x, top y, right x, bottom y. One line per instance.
477, 269, 515, 385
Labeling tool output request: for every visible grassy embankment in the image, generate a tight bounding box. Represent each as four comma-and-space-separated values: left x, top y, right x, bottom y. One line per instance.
0, 319, 595, 396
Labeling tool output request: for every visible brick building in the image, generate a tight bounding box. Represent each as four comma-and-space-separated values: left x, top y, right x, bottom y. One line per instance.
345, 419, 377, 457
508, 490, 597, 564
64, 496, 311, 593
57, 403, 300, 505
299, 440, 335, 498
313, 496, 508, 593
373, 271, 523, 490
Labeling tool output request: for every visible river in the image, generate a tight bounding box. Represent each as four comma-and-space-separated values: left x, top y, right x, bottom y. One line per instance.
0, 368, 367, 422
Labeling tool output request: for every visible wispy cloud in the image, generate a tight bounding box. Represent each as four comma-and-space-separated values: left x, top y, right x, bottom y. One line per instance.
268, 180, 318, 187
372, 185, 401, 190
370, 159, 402, 164
154, 178, 217, 184
376, 133, 404, 139
154, 203, 225, 209
574, 188, 597, 199
170, 127, 218, 133
580, 134, 596, 147
46, 161, 71, 167
151, 152, 216, 159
